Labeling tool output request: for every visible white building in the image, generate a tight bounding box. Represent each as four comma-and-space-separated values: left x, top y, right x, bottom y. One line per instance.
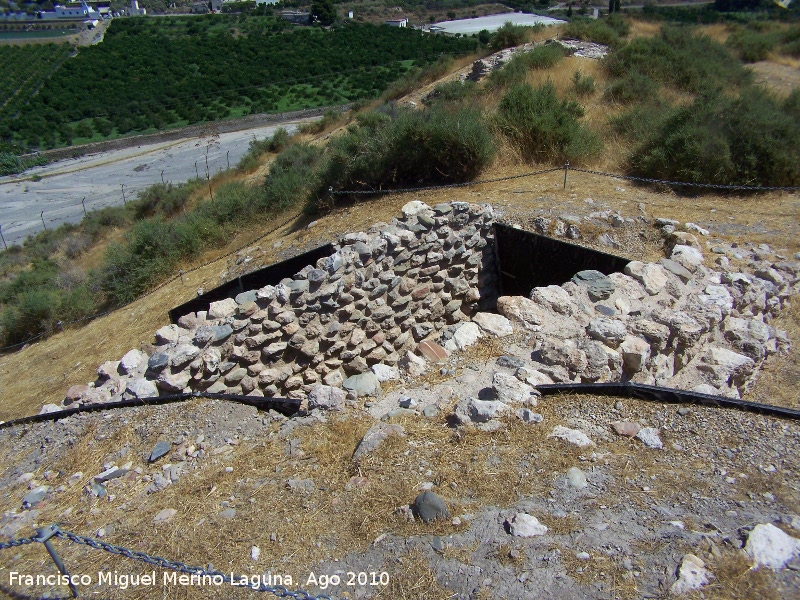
385, 18, 408, 27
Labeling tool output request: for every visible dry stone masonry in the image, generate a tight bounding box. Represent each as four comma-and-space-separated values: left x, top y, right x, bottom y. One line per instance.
59, 200, 799, 413
62, 201, 499, 407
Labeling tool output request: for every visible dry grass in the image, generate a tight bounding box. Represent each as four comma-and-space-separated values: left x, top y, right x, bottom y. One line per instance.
557, 544, 638, 600
372, 548, 454, 600
696, 552, 780, 600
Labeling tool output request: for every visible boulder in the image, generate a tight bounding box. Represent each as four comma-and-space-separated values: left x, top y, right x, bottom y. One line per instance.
549, 425, 594, 448
670, 554, 712, 595
342, 372, 381, 397
745, 523, 800, 570
473, 312, 513, 337
496, 296, 546, 328
506, 513, 548, 537
445, 322, 482, 352
307, 384, 347, 410
454, 398, 509, 424
353, 423, 405, 461
571, 270, 616, 301
493, 372, 536, 405
207, 298, 238, 320
412, 491, 450, 523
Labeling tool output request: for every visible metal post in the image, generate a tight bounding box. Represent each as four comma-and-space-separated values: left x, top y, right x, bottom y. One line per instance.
563, 161, 569, 190
81, 197, 86, 217
0, 224, 6, 250
40, 210, 47, 231
121, 184, 126, 205
161, 170, 165, 185
179, 269, 184, 284
36, 525, 78, 598
226, 150, 230, 170
195, 161, 199, 179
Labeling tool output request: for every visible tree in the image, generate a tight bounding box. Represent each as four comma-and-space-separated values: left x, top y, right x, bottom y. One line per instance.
311, 0, 336, 26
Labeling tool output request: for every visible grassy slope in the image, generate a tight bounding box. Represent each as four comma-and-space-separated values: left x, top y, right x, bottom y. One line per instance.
1, 20, 799, 419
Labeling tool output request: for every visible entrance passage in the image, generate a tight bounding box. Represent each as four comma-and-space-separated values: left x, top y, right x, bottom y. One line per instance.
492, 223, 630, 298
169, 244, 334, 323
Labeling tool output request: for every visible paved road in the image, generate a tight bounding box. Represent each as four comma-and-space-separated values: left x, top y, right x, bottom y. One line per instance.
0, 121, 304, 247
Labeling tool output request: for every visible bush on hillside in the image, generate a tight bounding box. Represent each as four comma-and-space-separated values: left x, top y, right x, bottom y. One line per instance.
628, 88, 800, 187
130, 182, 193, 219
604, 25, 752, 94
487, 44, 569, 89
572, 70, 596, 97
423, 79, 477, 105
237, 127, 292, 171
495, 82, 601, 164
263, 143, 324, 210
563, 14, 630, 47
489, 22, 543, 51
603, 71, 659, 104
313, 105, 495, 205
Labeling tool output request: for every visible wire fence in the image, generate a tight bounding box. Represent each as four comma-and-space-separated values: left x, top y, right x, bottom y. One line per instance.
2, 161, 799, 354
328, 161, 800, 196
0, 210, 303, 354
0, 525, 334, 599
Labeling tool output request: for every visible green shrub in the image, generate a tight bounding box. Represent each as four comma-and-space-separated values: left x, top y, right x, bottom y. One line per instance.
487, 44, 569, 89
297, 109, 342, 135
381, 56, 456, 101
263, 143, 324, 210
83, 206, 130, 241
726, 26, 779, 62
628, 88, 800, 187
603, 71, 659, 104
313, 105, 495, 204
237, 127, 292, 171
609, 99, 676, 140
0, 288, 60, 344
604, 25, 752, 94
572, 70, 596, 97
563, 15, 630, 47
130, 182, 193, 219
423, 80, 477, 105
489, 22, 542, 51
496, 82, 601, 164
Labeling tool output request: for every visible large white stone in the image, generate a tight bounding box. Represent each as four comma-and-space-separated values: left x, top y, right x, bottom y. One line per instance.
671, 244, 704, 269
458, 398, 509, 423
401, 200, 431, 217
506, 513, 548, 537
549, 425, 595, 448
745, 523, 800, 570
705, 347, 754, 379
371, 364, 400, 382
531, 285, 575, 315
620, 336, 651, 373
446, 322, 483, 352
496, 296, 547, 328
700, 285, 733, 316
119, 349, 146, 375
670, 554, 712, 595
624, 262, 670, 295
473, 312, 513, 337
493, 372, 536, 405
207, 298, 238, 320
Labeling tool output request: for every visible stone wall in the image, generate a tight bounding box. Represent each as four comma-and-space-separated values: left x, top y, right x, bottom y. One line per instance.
63, 201, 499, 407
58, 201, 799, 413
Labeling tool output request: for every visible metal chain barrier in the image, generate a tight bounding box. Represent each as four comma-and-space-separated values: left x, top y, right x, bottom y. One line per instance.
567, 166, 800, 192
0, 525, 333, 599
327, 166, 563, 195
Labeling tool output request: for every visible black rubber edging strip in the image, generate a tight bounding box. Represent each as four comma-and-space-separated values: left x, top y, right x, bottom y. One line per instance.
536, 382, 800, 421
0, 392, 301, 430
